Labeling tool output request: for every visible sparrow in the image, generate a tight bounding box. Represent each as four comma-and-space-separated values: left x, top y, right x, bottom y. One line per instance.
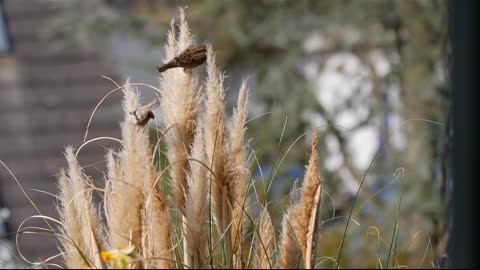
157, 44, 207, 73
130, 98, 160, 127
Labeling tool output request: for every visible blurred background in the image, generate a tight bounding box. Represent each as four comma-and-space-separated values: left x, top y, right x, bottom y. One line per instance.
0, 0, 450, 268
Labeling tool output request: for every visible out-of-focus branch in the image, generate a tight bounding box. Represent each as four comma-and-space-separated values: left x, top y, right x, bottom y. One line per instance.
312, 101, 360, 181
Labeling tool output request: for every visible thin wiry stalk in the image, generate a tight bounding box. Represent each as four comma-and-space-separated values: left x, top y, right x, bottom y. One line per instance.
83, 82, 166, 143
254, 207, 274, 269
227, 81, 250, 268
184, 126, 208, 269
203, 44, 233, 267
335, 119, 444, 268
386, 178, 404, 269
279, 130, 322, 269
305, 175, 322, 269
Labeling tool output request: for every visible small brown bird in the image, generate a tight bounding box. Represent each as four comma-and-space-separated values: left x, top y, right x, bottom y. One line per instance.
130, 98, 160, 127
157, 44, 207, 73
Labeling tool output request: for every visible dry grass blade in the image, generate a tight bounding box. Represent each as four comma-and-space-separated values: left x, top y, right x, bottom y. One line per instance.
184, 126, 209, 269
203, 44, 234, 266
278, 208, 301, 269
227, 81, 250, 268
279, 130, 322, 269
305, 178, 322, 268
254, 207, 274, 269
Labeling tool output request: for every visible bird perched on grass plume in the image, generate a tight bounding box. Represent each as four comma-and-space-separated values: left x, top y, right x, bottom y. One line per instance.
130, 98, 160, 127
157, 44, 207, 73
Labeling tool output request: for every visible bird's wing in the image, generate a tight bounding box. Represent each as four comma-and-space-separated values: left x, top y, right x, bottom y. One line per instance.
179, 45, 207, 65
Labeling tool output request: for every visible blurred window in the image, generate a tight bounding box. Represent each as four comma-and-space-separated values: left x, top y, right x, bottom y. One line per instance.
0, 0, 12, 54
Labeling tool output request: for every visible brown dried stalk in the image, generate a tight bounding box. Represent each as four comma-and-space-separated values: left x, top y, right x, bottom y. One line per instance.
278, 129, 323, 269
227, 81, 250, 268
254, 207, 275, 269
